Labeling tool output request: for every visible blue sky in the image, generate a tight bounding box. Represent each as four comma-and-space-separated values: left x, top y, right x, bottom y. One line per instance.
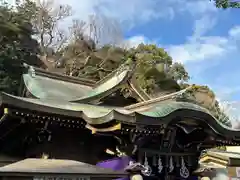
8, 0, 240, 124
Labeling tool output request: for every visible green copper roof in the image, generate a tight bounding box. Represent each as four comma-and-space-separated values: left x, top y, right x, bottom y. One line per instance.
1, 92, 240, 138
71, 70, 129, 103
23, 69, 129, 103
139, 101, 208, 117
0, 93, 229, 124
23, 74, 92, 101
0, 92, 208, 117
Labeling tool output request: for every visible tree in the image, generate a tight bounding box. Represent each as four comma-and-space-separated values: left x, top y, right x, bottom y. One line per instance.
68, 15, 123, 46
126, 44, 189, 93
211, 0, 240, 8
0, 2, 42, 95
16, 0, 72, 55
60, 14, 124, 77
65, 43, 189, 94
87, 15, 123, 46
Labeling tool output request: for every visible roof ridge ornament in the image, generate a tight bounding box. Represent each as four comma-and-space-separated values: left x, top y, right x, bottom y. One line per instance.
28, 65, 36, 78
23, 63, 36, 78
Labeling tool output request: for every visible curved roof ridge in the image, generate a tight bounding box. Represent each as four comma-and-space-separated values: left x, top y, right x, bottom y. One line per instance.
124, 86, 193, 110
70, 69, 130, 103
1, 92, 240, 139
93, 65, 133, 88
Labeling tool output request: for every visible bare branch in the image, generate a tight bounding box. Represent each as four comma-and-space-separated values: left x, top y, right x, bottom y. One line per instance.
68, 14, 123, 47
33, 0, 72, 55
86, 14, 123, 46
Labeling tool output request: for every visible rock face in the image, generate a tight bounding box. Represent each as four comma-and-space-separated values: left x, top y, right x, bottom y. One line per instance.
178, 85, 216, 110
192, 88, 215, 109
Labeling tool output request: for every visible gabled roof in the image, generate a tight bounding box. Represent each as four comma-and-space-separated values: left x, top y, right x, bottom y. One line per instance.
71, 68, 131, 103
22, 64, 151, 103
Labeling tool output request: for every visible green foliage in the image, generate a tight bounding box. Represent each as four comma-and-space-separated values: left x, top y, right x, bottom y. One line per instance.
14, 0, 72, 55
127, 44, 189, 93
65, 43, 189, 94
211, 0, 240, 8
0, 2, 41, 95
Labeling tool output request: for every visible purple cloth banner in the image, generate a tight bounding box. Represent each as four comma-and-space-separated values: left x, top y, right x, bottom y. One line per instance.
96, 156, 133, 180
96, 156, 133, 170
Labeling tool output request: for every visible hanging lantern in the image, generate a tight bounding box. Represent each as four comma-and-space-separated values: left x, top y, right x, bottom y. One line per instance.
158, 156, 163, 173
180, 157, 189, 178
142, 153, 152, 176
169, 156, 174, 173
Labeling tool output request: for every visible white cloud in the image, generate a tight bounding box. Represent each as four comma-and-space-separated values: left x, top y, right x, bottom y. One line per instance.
123, 35, 159, 48
192, 15, 217, 39
167, 36, 231, 63
54, 0, 219, 29
166, 14, 239, 63
179, 0, 217, 15
215, 87, 240, 101
123, 16, 239, 66
229, 26, 240, 39
56, 0, 175, 27
123, 36, 148, 48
